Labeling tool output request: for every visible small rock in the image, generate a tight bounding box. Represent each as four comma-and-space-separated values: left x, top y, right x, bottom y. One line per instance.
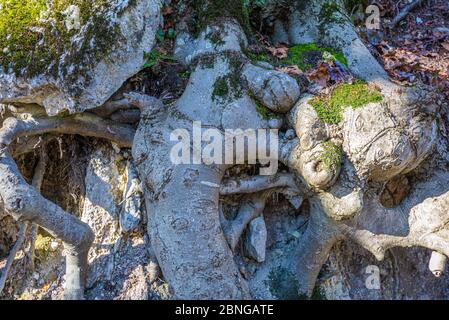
285, 194, 303, 210
147, 261, 160, 284
239, 266, 250, 280
268, 118, 283, 129
244, 217, 267, 263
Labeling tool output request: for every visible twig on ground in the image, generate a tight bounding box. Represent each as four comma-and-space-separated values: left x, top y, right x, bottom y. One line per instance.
390, 0, 426, 28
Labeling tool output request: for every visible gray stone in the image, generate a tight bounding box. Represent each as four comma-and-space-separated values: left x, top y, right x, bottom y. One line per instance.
245, 217, 268, 263
243, 63, 300, 114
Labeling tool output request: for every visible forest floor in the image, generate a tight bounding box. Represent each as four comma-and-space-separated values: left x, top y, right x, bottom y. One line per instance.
369, 0, 449, 99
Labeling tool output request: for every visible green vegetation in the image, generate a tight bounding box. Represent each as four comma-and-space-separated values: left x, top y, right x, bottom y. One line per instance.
0, 0, 122, 79
282, 43, 348, 70
142, 50, 175, 70
212, 76, 231, 99
255, 99, 280, 120
205, 29, 225, 46
155, 27, 175, 43
320, 140, 343, 171
192, 0, 250, 34
310, 81, 383, 124
245, 50, 270, 64
320, 1, 346, 24
191, 0, 268, 35
211, 54, 244, 102
212, 72, 243, 102
344, 0, 369, 12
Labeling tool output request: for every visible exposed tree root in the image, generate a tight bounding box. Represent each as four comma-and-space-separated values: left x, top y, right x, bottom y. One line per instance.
220, 173, 300, 196
292, 200, 343, 296
0, 112, 136, 299
0, 113, 135, 149
0, 150, 47, 294
224, 192, 269, 252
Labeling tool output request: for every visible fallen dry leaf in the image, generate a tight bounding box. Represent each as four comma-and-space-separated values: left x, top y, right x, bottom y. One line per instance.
306, 63, 330, 88
267, 44, 289, 59
277, 65, 303, 76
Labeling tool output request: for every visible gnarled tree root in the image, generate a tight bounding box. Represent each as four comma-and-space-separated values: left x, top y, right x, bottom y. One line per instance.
0, 150, 47, 294
0, 112, 135, 299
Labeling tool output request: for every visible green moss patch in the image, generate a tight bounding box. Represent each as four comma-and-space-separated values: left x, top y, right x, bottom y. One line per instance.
320, 2, 346, 24
192, 0, 250, 35
0, 0, 122, 79
282, 43, 348, 71
320, 140, 342, 170
254, 99, 280, 120
211, 54, 244, 102
310, 81, 383, 124
212, 72, 243, 102
245, 50, 270, 64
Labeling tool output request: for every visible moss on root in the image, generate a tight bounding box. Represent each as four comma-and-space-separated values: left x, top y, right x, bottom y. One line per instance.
192, 0, 251, 34
282, 43, 348, 70
320, 140, 342, 171
310, 81, 383, 124
320, 1, 347, 24
255, 99, 280, 120
0, 0, 124, 80
211, 53, 244, 102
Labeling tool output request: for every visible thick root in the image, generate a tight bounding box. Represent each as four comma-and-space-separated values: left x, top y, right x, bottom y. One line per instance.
0, 112, 137, 299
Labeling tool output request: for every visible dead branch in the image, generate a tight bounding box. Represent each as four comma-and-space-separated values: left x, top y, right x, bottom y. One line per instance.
390, 0, 426, 28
